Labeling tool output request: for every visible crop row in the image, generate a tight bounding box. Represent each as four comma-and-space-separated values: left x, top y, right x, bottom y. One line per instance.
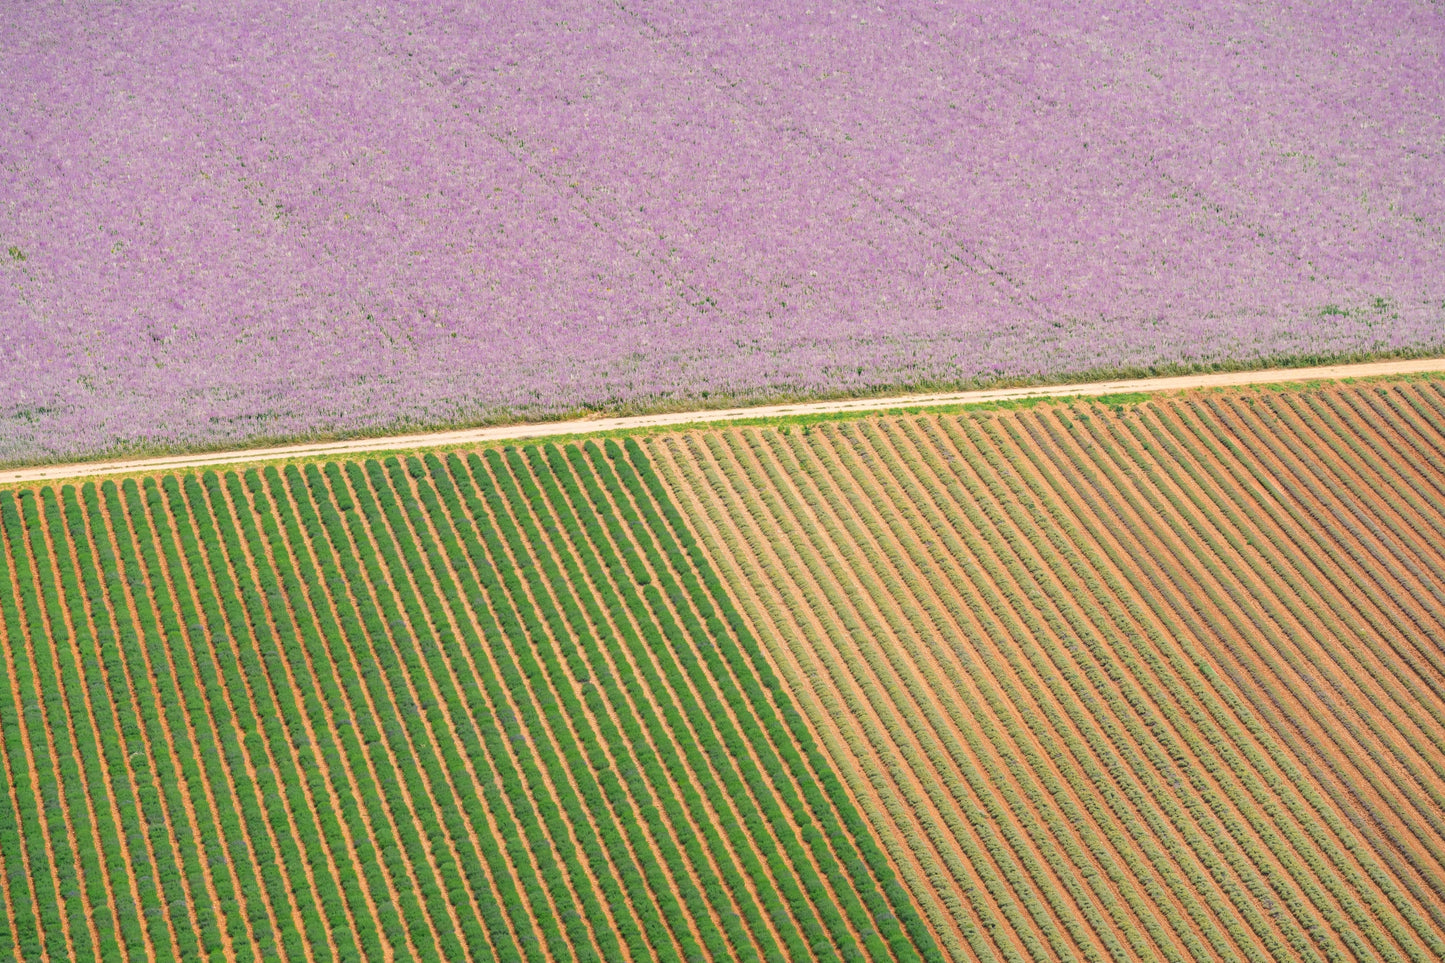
446, 444, 931, 961
653, 431, 1032, 963
614, 439, 937, 962
701, 422, 1234, 961
689, 429, 1089, 961
1049, 402, 1445, 949
952, 403, 1441, 962
517, 444, 808, 961
990, 392, 1445, 959
855, 419, 1268, 960
1102, 399, 1445, 956
734, 427, 1151, 960
626, 433, 942, 955
83, 481, 224, 963
769, 423, 1206, 961
0, 491, 85, 962
937, 413, 1378, 957
947, 415, 1353, 958
1128, 399, 1445, 945
0, 436, 934, 961
642, 382, 1445, 963
656, 429, 1073, 963
946, 411, 1417, 961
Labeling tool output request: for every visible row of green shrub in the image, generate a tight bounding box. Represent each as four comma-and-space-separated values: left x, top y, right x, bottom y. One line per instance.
0, 436, 938, 961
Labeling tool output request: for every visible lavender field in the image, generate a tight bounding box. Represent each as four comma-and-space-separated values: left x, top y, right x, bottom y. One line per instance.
3, 0, 1443, 464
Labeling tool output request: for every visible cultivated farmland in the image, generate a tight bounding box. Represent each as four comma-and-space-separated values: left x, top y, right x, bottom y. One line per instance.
650, 378, 1445, 962
0, 444, 932, 962
3, 377, 1445, 962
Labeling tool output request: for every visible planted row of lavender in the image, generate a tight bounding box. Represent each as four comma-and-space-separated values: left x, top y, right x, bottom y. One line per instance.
2, 0, 1442, 463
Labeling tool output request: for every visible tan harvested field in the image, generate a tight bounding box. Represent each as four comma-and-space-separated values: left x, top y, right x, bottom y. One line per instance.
648, 378, 1445, 963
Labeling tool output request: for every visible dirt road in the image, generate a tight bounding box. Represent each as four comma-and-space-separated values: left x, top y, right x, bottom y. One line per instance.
5, 356, 1442, 486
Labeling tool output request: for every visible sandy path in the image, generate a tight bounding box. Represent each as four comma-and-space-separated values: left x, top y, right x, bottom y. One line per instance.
6, 357, 1444, 486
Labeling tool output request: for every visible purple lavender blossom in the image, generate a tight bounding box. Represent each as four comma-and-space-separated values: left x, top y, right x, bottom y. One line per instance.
2, 0, 1442, 463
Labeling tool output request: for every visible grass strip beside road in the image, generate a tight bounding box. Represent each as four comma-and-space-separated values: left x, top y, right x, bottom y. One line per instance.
5, 359, 1445, 490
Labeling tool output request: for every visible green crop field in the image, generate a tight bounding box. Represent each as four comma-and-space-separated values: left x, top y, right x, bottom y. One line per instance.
3, 379, 1445, 962
0, 444, 932, 962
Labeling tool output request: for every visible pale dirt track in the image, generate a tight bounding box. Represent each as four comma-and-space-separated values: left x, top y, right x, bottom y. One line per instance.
6, 356, 1443, 486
